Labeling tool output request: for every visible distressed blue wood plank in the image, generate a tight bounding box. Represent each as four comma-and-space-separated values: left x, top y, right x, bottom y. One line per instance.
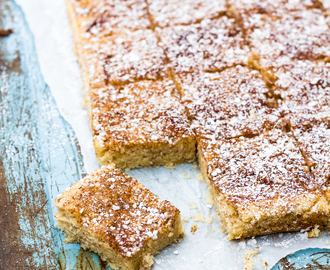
0, 1, 110, 268
271, 248, 330, 269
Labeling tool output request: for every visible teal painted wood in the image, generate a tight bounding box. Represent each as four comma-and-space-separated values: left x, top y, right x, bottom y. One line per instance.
271, 248, 330, 269
0, 0, 110, 268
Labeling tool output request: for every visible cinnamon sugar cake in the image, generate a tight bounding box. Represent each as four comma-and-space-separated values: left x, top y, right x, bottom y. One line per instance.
198, 128, 329, 239
54, 166, 184, 270
64, 0, 330, 247
91, 79, 196, 168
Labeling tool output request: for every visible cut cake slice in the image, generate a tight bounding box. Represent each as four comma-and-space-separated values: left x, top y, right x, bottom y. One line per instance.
198, 128, 329, 240
261, 60, 330, 115
54, 165, 184, 270
242, 8, 330, 64
156, 17, 250, 74
75, 29, 171, 89
66, 0, 151, 39
89, 79, 196, 169
280, 113, 330, 222
147, 0, 227, 28
175, 66, 279, 138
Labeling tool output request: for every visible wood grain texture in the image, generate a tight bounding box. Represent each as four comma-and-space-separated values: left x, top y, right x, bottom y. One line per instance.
0, 0, 109, 269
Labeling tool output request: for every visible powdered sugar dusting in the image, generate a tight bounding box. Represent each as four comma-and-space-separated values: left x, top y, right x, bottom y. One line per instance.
91, 79, 194, 148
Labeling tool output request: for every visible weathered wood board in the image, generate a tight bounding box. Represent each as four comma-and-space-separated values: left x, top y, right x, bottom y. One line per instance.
0, 0, 109, 268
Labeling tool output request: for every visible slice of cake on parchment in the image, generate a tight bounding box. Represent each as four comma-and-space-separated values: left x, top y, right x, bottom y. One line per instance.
54, 165, 184, 270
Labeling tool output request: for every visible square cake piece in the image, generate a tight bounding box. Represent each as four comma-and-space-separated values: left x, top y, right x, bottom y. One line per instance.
261, 60, 330, 115
198, 128, 329, 240
176, 66, 270, 122
89, 79, 196, 169
242, 9, 330, 64
280, 113, 330, 211
157, 17, 250, 74
66, 0, 151, 39
147, 0, 227, 28
54, 165, 184, 270
75, 29, 171, 89
175, 66, 278, 138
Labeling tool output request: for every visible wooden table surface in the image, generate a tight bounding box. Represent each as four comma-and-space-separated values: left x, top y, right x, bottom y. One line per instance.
0, 0, 109, 269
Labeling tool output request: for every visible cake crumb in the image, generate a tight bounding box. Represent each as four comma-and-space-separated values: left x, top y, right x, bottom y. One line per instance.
182, 171, 190, 179
248, 109, 256, 121
206, 190, 213, 204
164, 163, 177, 169
308, 225, 320, 238
182, 216, 189, 223
80, 99, 86, 108
221, 227, 225, 232
326, 240, 329, 245
243, 247, 259, 270
173, 250, 179, 255
189, 202, 197, 209
191, 224, 198, 235
237, 246, 241, 251
262, 261, 268, 269
71, 170, 76, 175
62, 108, 69, 115
195, 173, 204, 181
193, 214, 204, 222
191, 164, 198, 168
205, 216, 213, 224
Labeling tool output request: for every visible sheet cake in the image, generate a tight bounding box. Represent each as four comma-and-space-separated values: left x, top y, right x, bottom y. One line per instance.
64, 0, 330, 243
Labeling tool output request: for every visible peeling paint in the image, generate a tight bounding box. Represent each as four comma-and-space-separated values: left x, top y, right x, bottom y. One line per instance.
272, 248, 330, 270
0, 0, 109, 269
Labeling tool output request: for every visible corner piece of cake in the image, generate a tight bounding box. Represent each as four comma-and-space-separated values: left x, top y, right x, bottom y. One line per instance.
54, 165, 184, 270
198, 128, 329, 240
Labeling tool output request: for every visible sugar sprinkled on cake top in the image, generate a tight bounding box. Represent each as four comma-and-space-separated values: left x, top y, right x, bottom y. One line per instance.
90, 79, 194, 148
